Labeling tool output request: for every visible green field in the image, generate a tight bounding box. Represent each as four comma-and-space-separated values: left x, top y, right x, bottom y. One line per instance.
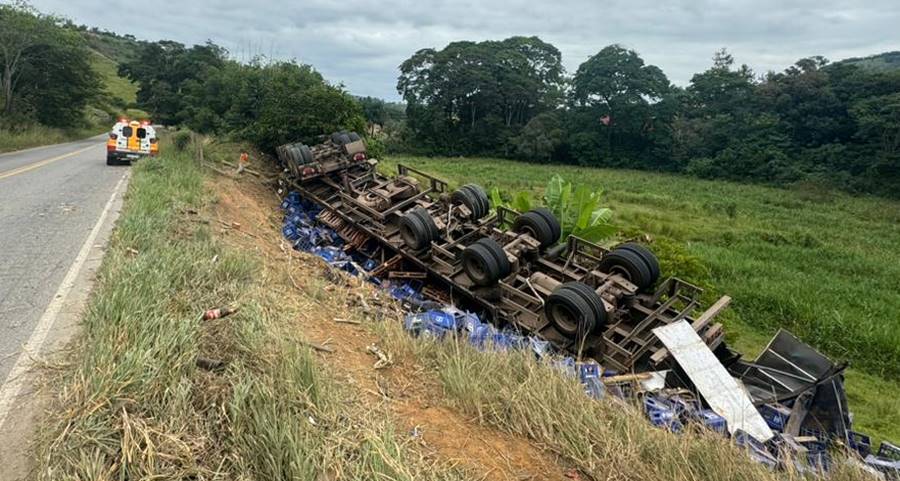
383, 154, 900, 444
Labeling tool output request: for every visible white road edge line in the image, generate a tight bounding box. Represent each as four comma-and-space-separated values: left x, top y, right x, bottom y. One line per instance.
0, 171, 129, 431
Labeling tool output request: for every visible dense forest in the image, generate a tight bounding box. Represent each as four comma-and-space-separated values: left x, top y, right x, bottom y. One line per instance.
397, 39, 900, 197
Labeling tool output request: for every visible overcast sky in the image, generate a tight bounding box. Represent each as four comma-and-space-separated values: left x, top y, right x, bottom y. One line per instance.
30, 0, 900, 100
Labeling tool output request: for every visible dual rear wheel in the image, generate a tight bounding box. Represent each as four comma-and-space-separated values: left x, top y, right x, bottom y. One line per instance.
451, 184, 490, 220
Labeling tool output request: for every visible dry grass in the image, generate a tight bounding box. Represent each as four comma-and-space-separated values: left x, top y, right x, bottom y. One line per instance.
32, 139, 465, 480
375, 315, 879, 481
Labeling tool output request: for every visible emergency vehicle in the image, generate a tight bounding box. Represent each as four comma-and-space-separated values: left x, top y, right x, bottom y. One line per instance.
107, 119, 158, 165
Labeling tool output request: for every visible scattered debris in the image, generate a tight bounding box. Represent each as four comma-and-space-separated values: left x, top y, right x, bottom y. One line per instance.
196, 356, 227, 372
302, 340, 335, 353
334, 318, 361, 325
201, 306, 239, 321
653, 320, 773, 442
366, 344, 392, 369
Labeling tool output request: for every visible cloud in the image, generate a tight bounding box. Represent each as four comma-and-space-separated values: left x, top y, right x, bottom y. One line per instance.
32, 0, 900, 99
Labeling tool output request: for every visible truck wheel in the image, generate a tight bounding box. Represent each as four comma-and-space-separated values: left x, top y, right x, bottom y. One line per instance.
462, 184, 490, 218
531, 207, 561, 246
411, 207, 440, 241
299, 144, 313, 165
347, 132, 361, 142
286, 146, 302, 177
563, 282, 607, 331
462, 237, 510, 286
617, 243, 660, 285
513, 211, 556, 249
545, 282, 602, 338
400, 207, 438, 250
451, 184, 488, 220
598, 247, 654, 290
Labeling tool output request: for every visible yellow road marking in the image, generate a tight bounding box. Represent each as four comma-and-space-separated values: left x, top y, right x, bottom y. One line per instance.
0, 144, 97, 181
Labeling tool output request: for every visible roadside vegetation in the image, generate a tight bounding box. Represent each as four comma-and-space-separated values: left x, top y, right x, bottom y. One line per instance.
0, 3, 143, 152
382, 154, 900, 444
117, 41, 365, 152
34, 140, 464, 480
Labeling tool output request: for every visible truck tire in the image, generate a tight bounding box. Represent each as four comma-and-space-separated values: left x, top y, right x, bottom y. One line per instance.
513, 211, 556, 249
462, 184, 490, 218
347, 132, 361, 142
411, 207, 440, 241
476, 237, 510, 277
452, 184, 488, 220
563, 282, 607, 331
286, 145, 302, 177
531, 207, 561, 246
598, 247, 654, 290
617, 242, 660, 285
399, 207, 438, 250
545, 282, 601, 338
462, 238, 510, 286
299, 144, 313, 165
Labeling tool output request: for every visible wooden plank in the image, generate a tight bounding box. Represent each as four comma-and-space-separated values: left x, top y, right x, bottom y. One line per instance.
650, 296, 731, 365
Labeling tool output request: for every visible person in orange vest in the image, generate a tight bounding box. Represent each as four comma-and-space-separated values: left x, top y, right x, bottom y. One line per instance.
237, 152, 249, 173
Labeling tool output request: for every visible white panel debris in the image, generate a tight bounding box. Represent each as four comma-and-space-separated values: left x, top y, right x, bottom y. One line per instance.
653, 320, 774, 442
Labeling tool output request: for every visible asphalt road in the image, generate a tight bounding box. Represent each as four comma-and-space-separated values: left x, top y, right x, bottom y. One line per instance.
0, 136, 127, 383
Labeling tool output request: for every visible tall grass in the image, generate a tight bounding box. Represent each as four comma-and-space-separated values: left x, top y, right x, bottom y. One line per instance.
377, 320, 877, 481
0, 124, 100, 153
35, 143, 464, 480
382, 154, 900, 445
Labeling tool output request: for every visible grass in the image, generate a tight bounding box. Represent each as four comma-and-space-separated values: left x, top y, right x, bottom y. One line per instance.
34, 140, 464, 480
382, 154, 900, 445
377, 319, 878, 481
0, 124, 100, 153
90, 50, 137, 106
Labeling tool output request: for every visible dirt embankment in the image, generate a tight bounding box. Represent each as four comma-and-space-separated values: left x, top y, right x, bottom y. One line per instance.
209, 169, 574, 481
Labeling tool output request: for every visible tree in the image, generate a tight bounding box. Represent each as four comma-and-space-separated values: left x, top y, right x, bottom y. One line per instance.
511, 111, 564, 162
119, 40, 226, 125
398, 36, 564, 156
0, 2, 100, 124
758, 57, 851, 147
569, 45, 670, 162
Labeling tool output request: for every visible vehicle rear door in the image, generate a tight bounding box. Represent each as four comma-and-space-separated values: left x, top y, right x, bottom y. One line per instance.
127, 122, 141, 152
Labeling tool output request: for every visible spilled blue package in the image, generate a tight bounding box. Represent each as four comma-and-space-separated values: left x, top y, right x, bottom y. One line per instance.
758, 403, 791, 432
644, 396, 683, 432
735, 430, 779, 469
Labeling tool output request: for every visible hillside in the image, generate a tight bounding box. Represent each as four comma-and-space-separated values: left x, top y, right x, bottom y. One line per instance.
837, 51, 900, 72
383, 154, 900, 444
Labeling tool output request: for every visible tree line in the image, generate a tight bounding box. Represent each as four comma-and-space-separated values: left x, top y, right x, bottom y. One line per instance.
118, 40, 366, 152
0, 2, 102, 128
397, 38, 900, 197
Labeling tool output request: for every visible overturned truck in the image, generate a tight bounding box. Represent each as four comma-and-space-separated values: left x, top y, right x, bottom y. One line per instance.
276, 133, 900, 474
277, 133, 728, 373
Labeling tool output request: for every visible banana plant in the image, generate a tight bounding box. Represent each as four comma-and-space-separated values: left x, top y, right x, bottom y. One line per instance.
544, 174, 615, 241
490, 174, 616, 243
